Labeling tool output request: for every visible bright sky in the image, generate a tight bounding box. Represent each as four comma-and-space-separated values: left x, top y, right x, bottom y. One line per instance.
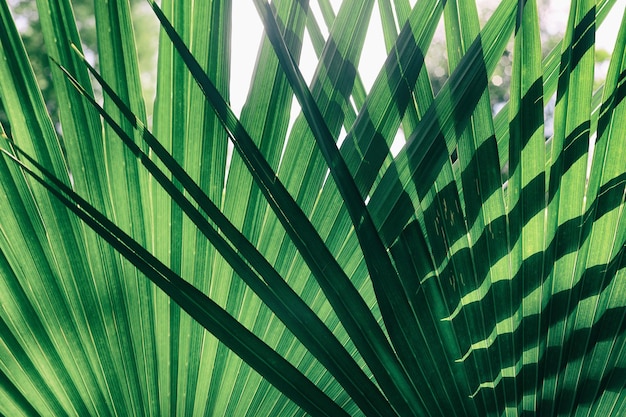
230, 0, 626, 115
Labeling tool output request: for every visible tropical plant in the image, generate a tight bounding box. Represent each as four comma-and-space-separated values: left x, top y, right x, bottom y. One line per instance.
1, 0, 625, 415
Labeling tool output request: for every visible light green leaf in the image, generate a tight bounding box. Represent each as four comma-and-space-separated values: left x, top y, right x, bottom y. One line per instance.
2, 0, 626, 415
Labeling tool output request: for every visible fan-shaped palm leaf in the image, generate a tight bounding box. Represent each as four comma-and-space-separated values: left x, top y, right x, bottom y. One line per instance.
1, 0, 625, 415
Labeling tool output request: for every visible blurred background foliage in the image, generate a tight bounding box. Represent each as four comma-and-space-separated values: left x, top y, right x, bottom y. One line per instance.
1, 0, 158, 136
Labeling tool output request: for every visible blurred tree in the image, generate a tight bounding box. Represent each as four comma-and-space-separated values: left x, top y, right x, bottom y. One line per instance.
1, 0, 158, 134
1, 0, 55, 136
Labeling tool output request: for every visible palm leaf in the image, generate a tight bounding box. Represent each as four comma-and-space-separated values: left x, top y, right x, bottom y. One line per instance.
1, 0, 625, 416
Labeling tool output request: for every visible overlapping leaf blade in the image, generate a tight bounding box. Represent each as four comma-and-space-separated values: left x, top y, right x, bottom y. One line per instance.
1, 0, 626, 416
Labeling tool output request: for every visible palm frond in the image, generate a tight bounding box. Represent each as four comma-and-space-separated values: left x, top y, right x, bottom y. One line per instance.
1, 0, 625, 416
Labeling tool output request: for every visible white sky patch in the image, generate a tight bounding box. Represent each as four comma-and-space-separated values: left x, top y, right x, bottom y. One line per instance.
230, 5, 263, 116
358, 2, 388, 93
391, 128, 406, 157
596, 0, 626, 51
299, 22, 318, 86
